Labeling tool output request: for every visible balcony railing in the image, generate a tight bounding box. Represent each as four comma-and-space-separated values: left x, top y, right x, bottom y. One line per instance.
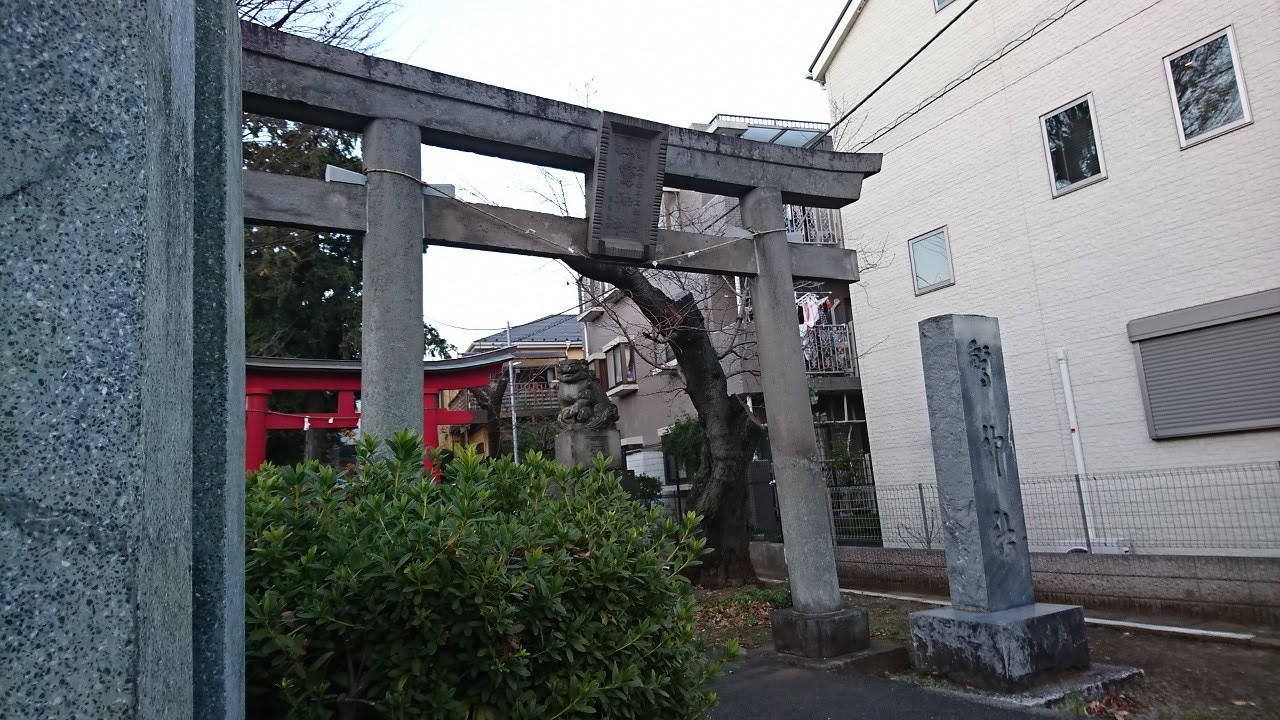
803, 324, 856, 375
784, 205, 844, 246
503, 381, 559, 414
448, 381, 560, 419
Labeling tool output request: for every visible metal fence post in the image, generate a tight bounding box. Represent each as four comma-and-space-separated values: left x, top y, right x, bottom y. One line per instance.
1073, 474, 1094, 553
917, 483, 932, 550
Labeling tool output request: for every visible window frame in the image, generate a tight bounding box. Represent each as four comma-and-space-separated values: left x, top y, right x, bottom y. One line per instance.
1038, 93, 1108, 198
605, 343, 636, 389
934, 0, 956, 11
907, 226, 956, 296
1163, 26, 1253, 149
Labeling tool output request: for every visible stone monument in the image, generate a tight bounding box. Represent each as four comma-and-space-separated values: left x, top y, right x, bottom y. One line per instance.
553, 359, 624, 469
910, 314, 1089, 690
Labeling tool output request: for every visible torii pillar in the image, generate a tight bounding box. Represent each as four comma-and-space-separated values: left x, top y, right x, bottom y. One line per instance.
741, 188, 869, 658
361, 118, 426, 440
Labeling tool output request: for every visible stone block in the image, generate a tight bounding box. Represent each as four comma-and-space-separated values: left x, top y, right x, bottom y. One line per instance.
587, 112, 668, 261
771, 607, 870, 659
909, 603, 1089, 690
918, 314, 1034, 612
555, 429, 623, 470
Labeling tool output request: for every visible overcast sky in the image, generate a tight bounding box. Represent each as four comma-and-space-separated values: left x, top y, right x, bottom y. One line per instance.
369, 0, 844, 351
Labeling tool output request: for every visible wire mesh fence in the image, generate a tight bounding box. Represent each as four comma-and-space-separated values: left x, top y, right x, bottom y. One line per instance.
829, 461, 1280, 556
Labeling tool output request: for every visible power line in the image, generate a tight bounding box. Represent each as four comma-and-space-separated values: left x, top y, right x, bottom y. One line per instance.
805, 0, 981, 149
848, 0, 1096, 152
876, 0, 1163, 157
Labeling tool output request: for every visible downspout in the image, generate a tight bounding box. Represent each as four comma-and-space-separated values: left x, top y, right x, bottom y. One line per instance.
1057, 348, 1097, 549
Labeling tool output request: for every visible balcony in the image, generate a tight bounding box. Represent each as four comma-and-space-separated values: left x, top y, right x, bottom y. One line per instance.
784, 205, 844, 246
803, 324, 857, 375
576, 277, 612, 321
448, 381, 560, 420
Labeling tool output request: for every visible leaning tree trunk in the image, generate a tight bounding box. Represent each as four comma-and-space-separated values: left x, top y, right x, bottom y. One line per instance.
566, 260, 764, 587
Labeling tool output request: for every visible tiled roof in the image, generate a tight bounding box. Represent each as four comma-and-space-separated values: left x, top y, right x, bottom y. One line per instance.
469, 313, 581, 348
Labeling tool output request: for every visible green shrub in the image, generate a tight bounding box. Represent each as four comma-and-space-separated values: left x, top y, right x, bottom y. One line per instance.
246, 432, 733, 719
628, 474, 663, 506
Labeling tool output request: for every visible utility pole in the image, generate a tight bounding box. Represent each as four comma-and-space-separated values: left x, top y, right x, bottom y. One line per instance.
507, 322, 519, 463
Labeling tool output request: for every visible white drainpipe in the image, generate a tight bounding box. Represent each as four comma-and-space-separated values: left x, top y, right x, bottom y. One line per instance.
1057, 348, 1097, 548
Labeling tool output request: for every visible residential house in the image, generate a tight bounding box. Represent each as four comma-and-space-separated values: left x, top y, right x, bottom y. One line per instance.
810, 0, 1279, 553
441, 313, 584, 457
578, 115, 873, 519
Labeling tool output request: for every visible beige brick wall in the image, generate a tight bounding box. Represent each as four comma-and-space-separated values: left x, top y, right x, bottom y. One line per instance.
821, 0, 1280, 496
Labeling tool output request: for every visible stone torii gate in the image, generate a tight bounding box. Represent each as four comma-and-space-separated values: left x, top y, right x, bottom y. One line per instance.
240, 19, 881, 662
0, 4, 879, 718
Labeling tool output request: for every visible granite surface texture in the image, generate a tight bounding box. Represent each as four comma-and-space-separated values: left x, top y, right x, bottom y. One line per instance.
191, 1, 246, 718
909, 604, 1090, 690
918, 314, 1034, 613
1, 1, 198, 717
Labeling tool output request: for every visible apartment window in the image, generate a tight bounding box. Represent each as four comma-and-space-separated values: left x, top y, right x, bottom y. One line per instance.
1040, 94, 1106, 196
1128, 289, 1279, 439
908, 228, 955, 295
935, 0, 955, 10
605, 343, 636, 388
1164, 27, 1252, 148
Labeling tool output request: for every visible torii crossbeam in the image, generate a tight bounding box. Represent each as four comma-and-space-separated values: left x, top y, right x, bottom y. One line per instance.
241, 20, 881, 660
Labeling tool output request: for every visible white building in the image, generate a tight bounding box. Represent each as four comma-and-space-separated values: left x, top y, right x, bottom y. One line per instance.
810, 0, 1280, 553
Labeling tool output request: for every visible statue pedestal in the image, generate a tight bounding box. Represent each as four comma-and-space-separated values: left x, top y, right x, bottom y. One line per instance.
555, 429, 623, 470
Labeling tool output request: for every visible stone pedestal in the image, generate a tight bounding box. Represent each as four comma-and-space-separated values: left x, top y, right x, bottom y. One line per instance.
910, 604, 1090, 690
771, 607, 870, 659
555, 428, 623, 470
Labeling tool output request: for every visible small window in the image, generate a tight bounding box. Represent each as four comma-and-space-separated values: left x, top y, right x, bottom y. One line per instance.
935, 0, 955, 10
605, 344, 636, 388
908, 228, 955, 296
1164, 27, 1252, 148
1040, 94, 1106, 196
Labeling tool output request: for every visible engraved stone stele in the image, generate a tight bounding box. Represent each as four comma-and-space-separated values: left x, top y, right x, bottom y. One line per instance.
586, 112, 668, 262
910, 314, 1090, 690
552, 359, 623, 470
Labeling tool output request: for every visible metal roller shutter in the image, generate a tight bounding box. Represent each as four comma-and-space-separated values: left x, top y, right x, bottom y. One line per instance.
1135, 312, 1280, 438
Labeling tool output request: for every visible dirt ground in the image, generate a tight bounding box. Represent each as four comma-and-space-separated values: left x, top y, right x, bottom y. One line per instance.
693, 587, 1280, 719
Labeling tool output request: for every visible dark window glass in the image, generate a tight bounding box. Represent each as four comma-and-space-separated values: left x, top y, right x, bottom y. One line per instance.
1169, 33, 1245, 141
1043, 99, 1102, 192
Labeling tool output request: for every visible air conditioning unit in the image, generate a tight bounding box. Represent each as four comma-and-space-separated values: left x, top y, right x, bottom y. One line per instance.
1055, 537, 1133, 555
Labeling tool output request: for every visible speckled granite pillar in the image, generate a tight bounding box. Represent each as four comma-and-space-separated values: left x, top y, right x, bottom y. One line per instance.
1, 1, 198, 717
192, 2, 245, 719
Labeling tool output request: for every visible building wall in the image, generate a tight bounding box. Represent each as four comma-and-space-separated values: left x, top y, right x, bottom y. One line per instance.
583, 300, 696, 456
821, 0, 1280, 500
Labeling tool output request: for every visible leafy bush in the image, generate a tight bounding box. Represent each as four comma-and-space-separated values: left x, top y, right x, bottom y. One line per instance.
628, 474, 663, 506
246, 432, 733, 719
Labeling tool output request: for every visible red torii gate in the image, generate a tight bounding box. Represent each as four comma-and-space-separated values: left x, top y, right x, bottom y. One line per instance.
244, 348, 514, 470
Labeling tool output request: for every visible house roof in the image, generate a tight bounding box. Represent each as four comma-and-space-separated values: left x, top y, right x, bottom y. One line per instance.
807, 0, 870, 85
467, 313, 582, 350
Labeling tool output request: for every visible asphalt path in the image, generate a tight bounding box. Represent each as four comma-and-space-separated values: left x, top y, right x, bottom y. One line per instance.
708, 652, 1063, 720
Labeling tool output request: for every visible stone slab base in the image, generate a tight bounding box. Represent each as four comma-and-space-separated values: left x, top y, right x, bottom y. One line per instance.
771, 607, 869, 659
910, 603, 1089, 690
554, 429, 622, 470
772, 636, 909, 675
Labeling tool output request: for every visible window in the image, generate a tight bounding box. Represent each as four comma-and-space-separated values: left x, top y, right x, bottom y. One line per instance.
1164, 27, 1252, 148
1128, 289, 1279, 439
935, 0, 955, 10
908, 227, 955, 295
1040, 94, 1106, 196
605, 343, 636, 388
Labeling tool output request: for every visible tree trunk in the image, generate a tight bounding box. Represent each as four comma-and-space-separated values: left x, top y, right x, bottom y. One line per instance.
566, 260, 763, 587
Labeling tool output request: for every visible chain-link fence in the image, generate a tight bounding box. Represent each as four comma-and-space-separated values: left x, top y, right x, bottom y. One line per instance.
830, 461, 1280, 556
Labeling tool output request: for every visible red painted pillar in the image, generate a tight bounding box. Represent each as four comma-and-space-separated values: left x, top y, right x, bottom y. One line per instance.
245, 392, 270, 471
